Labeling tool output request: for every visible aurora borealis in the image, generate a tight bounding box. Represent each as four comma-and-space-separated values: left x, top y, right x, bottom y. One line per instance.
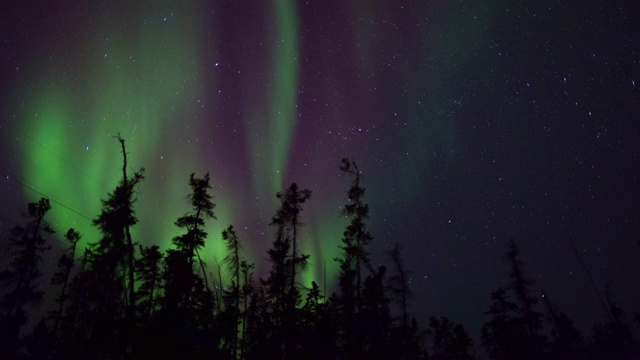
1, 0, 639, 337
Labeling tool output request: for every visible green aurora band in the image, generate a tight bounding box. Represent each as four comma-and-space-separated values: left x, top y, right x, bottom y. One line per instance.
13, 1, 342, 292
247, 0, 299, 197
15, 1, 237, 276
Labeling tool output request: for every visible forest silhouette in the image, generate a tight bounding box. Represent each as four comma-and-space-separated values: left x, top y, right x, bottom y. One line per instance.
0, 137, 638, 359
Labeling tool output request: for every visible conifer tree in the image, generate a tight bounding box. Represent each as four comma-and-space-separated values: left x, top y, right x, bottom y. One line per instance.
0, 198, 53, 354
88, 135, 144, 356
263, 207, 290, 324
481, 287, 521, 360
172, 173, 216, 288
427, 316, 474, 360
239, 259, 255, 359
541, 292, 583, 359
158, 173, 217, 358
278, 183, 312, 305
92, 135, 144, 323
361, 266, 392, 356
336, 158, 374, 356
262, 182, 312, 359
482, 240, 546, 360
221, 225, 242, 358
588, 283, 634, 360
50, 228, 81, 334
386, 241, 412, 333
135, 244, 163, 320
58, 247, 94, 352
299, 281, 337, 359
503, 240, 542, 338
338, 158, 373, 310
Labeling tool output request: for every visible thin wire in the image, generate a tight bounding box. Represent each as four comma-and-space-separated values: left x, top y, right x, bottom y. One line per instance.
11, 128, 111, 192
4, 175, 94, 222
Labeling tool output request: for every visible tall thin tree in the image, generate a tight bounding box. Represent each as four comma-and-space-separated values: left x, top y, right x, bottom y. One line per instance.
87, 134, 144, 358
0, 198, 53, 350
135, 244, 163, 320
222, 225, 242, 359
339, 158, 373, 310
172, 173, 216, 289
503, 240, 542, 337
117, 134, 138, 321
50, 228, 81, 334
277, 183, 312, 303
386, 241, 412, 336
261, 183, 312, 359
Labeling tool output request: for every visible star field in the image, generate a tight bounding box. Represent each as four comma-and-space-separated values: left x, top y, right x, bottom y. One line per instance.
1, 1, 639, 338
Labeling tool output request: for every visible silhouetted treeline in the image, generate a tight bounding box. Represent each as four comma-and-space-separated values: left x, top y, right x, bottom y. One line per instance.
0, 138, 638, 359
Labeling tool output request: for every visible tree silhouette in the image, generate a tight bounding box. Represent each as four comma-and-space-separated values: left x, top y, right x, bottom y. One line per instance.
299, 281, 337, 359
338, 158, 373, 309
172, 172, 216, 289
117, 134, 140, 328
481, 240, 546, 360
221, 225, 243, 358
156, 247, 217, 358
56, 247, 95, 356
151, 173, 219, 358
263, 206, 290, 330
261, 182, 312, 359
135, 244, 163, 320
541, 292, 583, 359
10, 158, 640, 359
278, 183, 312, 304
359, 265, 392, 358
335, 158, 375, 356
242, 287, 270, 359
503, 240, 542, 339
481, 287, 521, 360
50, 228, 81, 335
0, 198, 53, 355
239, 259, 255, 359
89, 135, 144, 356
387, 241, 412, 334
427, 316, 474, 360
587, 283, 634, 360
387, 241, 424, 359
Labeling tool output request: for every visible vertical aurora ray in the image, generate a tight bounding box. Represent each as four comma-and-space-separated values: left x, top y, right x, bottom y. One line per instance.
11, 1, 352, 293
241, 0, 311, 285
270, 0, 299, 190
299, 204, 345, 293
248, 0, 299, 198
12, 1, 236, 266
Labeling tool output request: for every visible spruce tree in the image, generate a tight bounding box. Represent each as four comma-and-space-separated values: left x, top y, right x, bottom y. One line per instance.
386, 241, 412, 334
482, 240, 546, 360
90, 134, 144, 356
239, 259, 255, 359
134, 244, 163, 320
172, 173, 216, 288
262, 182, 312, 359
92, 135, 144, 319
336, 158, 373, 356
427, 316, 474, 360
338, 158, 373, 310
221, 225, 242, 358
481, 287, 521, 360
503, 240, 542, 338
0, 198, 53, 354
50, 228, 81, 334
160, 173, 217, 358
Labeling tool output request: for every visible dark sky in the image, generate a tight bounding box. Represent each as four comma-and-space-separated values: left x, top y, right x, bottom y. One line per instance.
1, 1, 639, 338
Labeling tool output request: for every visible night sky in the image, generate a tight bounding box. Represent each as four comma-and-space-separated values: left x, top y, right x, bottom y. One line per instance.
1, 1, 639, 338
